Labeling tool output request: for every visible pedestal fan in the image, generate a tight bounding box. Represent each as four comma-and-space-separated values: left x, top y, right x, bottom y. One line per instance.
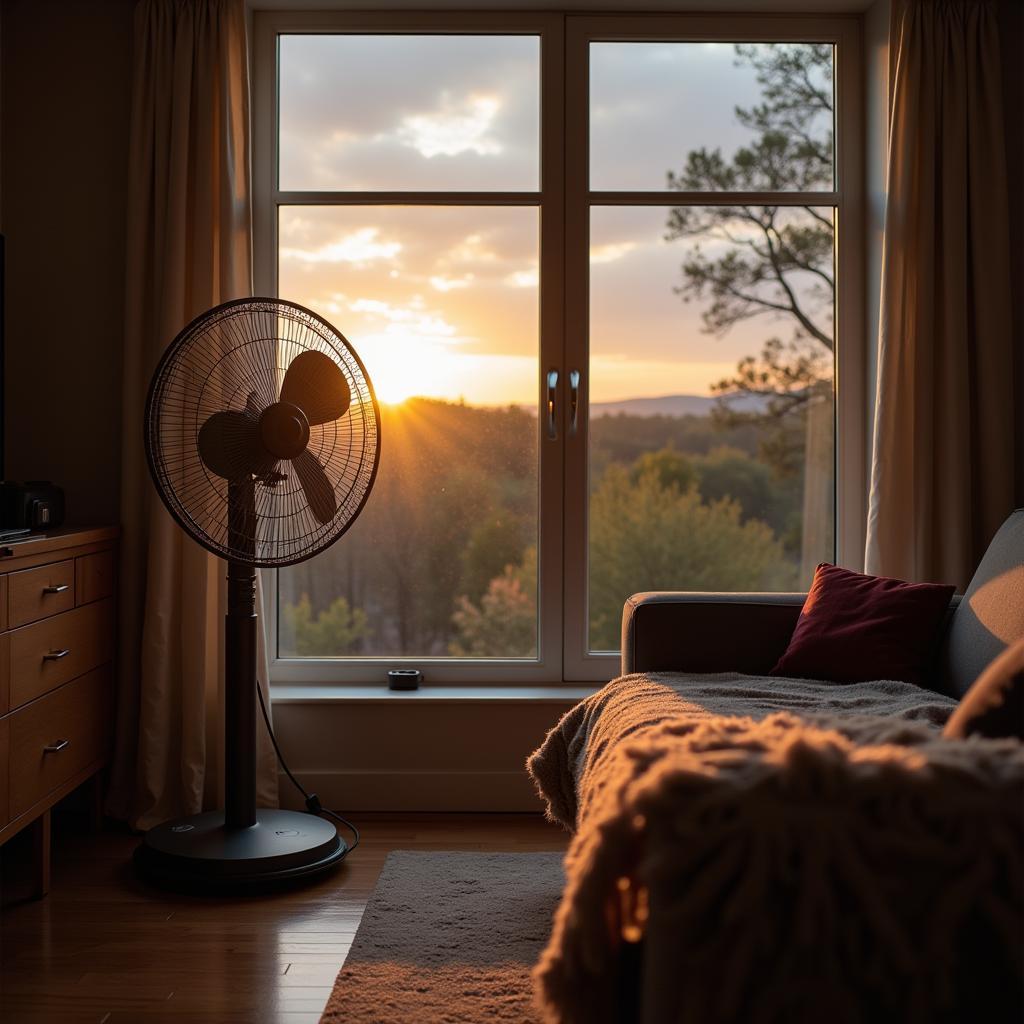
135, 297, 380, 888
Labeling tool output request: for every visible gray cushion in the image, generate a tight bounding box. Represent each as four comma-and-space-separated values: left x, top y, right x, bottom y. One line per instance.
943, 637, 1024, 740
943, 510, 1024, 697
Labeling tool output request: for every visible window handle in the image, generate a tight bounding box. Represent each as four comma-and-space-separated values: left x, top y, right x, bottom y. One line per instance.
43, 584, 69, 595
546, 369, 559, 440
43, 649, 71, 661
569, 370, 581, 436
44, 740, 70, 753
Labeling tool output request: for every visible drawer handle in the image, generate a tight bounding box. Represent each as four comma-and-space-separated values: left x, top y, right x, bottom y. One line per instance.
43, 648, 71, 661
43, 584, 70, 594
44, 740, 70, 753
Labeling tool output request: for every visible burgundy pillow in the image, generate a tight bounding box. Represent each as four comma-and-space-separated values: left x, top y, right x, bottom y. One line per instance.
770, 563, 955, 686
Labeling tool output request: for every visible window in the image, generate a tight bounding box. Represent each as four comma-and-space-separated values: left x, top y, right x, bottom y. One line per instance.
253, 13, 863, 685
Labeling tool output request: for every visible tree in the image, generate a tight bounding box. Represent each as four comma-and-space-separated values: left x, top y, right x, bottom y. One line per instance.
280, 594, 368, 656
459, 514, 531, 606
629, 446, 698, 493
588, 462, 794, 650
666, 43, 834, 473
449, 547, 537, 657
694, 445, 788, 535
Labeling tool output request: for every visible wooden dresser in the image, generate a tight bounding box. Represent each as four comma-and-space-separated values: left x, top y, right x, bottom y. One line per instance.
0, 526, 118, 897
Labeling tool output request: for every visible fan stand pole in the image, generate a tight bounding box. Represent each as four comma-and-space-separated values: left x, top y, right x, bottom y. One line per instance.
225, 479, 258, 830
133, 476, 347, 890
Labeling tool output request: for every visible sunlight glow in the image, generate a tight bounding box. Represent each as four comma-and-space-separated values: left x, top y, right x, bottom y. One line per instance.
346, 295, 465, 404
589, 353, 735, 403
398, 94, 503, 158
364, 338, 535, 406
968, 566, 1024, 644
364, 336, 463, 404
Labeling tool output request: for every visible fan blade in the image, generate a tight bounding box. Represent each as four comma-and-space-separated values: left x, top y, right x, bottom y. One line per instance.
292, 449, 337, 525
197, 410, 270, 479
280, 351, 351, 425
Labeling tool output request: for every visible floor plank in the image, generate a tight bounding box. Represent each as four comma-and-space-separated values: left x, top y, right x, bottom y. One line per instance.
0, 813, 568, 1023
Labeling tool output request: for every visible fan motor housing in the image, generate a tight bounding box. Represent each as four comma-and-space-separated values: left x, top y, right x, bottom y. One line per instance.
259, 401, 310, 460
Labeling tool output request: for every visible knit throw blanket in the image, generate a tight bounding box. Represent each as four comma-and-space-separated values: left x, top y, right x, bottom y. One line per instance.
527, 673, 1024, 1024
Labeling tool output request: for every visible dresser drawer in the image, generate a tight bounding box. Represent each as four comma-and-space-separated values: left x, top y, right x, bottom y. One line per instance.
8, 559, 76, 628
76, 550, 116, 606
9, 599, 114, 709
9, 668, 110, 820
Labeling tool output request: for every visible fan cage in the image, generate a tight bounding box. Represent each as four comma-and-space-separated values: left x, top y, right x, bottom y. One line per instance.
145, 297, 381, 568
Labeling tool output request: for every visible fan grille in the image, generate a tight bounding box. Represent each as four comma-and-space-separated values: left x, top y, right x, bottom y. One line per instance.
145, 298, 381, 568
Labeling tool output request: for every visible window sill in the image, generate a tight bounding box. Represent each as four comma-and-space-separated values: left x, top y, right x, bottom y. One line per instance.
269, 683, 598, 704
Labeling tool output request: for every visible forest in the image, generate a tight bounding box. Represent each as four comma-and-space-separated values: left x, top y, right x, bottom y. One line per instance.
278, 394, 826, 658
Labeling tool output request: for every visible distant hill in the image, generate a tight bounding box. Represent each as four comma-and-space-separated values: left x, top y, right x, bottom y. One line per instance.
591, 393, 770, 419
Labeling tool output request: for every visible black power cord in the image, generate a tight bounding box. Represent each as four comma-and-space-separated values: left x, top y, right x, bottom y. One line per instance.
256, 681, 360, 853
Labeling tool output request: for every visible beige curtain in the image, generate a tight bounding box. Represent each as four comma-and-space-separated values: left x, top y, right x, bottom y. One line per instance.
865, 0, 1015, 590
108, 0, 277, 829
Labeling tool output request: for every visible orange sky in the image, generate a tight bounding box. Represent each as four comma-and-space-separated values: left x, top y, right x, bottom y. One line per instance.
277, 37, 835, 408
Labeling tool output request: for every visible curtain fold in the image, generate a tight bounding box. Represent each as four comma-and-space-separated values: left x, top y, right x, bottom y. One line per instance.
108, 0, 277, 829
865, 0, 1015, 590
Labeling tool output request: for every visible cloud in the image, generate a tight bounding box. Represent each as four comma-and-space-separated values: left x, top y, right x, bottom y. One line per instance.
430, 274, 475, 292
280, 227, 401, 266
589, 241, 637, 264
275, 36, 830, 195
444, 233, 499, 265
395, 94, 503, 158
588, 42, 800, 190
504, 267, 538, 288
271, 40, 836, 406
278, 35, 539, 191
349, 296, 459, 340
276, 201, 831, 408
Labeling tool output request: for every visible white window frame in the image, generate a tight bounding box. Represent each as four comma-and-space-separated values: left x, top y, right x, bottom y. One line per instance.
253, 11, 864, 688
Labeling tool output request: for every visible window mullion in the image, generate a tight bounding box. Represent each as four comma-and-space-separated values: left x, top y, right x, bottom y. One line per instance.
589, 191, 839, 207
275, 191, 544, 207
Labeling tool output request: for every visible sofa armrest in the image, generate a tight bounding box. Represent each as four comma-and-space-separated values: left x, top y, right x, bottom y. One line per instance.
621, 592, 807, 676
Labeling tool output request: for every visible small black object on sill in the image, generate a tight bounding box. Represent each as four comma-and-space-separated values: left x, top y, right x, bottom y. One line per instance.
388, 669, 422, 691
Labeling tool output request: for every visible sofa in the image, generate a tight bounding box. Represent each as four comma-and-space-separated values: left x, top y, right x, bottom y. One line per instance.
621, 508, 1024, 698
530, 510, 1024, 1023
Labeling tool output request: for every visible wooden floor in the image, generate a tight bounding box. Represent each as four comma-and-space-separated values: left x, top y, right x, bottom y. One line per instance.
0, 808, 568, 1024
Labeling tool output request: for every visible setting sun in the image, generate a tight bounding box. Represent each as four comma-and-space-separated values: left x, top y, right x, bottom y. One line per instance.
361, 333, 539, 407
367, 336, 456, 405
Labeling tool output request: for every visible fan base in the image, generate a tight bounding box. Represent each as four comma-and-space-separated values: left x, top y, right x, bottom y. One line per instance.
134, 809, 347, 891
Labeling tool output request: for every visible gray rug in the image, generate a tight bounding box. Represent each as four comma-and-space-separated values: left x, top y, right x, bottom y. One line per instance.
321, 851, 564, 1023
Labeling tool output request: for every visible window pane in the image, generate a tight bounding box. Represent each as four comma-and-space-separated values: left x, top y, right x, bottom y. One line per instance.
279, 35, 540, 192
277, 206, 540, 659
590, 42, 834, 192
587, 205, 835, 652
